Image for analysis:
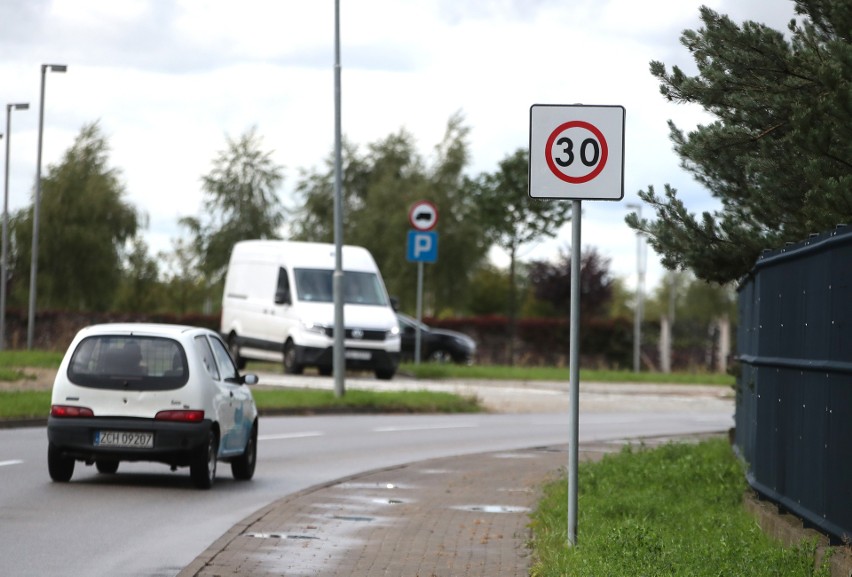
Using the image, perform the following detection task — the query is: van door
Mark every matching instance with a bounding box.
[266,267,294,347]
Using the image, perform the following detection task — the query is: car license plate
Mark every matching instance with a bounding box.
[344,350,371,360]
[95,430,154,448]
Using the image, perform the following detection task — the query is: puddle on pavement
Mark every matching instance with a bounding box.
[454,504,531,513]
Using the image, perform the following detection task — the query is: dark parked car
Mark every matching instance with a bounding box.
[396,313,476,364]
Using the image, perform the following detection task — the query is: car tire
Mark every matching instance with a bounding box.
[48,443,75,482]
[375,368,395,380]
[231,422,258,481]
[318,365,332,376]
[283,341,304,375]
[191,431,218,490]
[428,349,453,363]
[96,460,119,474]
[228,333,247,370]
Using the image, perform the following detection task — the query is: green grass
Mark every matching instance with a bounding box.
[0,350,64,369]
[0,387,480,421]
[529,439,829,577]
[252,387,480,414]
[399,362,735,386]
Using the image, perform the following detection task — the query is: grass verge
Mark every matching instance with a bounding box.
[529,438,830,577]
[0,388,480,421]
[399,362,735,386]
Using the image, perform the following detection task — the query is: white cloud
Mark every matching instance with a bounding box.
[0,0,798,293]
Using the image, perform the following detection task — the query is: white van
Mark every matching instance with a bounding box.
[221,240,400,380]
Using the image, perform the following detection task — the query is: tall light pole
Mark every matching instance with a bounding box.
[3,103,30,351]
[626,203,645,373]
[27,63,66,350]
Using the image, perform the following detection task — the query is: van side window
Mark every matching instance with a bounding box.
[275,267,291,305]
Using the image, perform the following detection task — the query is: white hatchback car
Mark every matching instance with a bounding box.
[47,323,259,489]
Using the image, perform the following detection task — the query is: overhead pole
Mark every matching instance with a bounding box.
[332,0,345,397]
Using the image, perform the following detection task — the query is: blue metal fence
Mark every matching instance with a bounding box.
[735,225,852,542]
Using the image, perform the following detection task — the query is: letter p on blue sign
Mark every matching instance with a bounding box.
[407,231,438,263]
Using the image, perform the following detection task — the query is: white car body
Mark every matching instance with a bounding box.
[46,323,259,489]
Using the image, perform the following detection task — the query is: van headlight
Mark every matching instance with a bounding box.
[302,321,330,336]
[388,325,400,338]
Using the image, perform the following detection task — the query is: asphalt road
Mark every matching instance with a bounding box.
[0,375,734,576]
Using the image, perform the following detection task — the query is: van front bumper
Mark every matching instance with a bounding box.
[295,344,400,372]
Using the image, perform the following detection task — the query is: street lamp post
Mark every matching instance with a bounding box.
[27,63,66,350]
[626,203,646,373]
[3,103,30,351]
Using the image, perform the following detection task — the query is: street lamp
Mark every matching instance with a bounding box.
[3,102,30,351]
[626,203,646,373]
[27,63,67,350]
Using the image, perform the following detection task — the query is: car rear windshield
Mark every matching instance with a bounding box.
[67,335,189,391]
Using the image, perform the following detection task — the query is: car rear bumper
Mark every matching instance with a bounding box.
[47,416,212,467]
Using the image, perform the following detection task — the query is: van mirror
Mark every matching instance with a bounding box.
[390,296,400,311]
[274,288,291,305]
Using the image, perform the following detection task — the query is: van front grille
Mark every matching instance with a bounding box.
[322,328,387,341]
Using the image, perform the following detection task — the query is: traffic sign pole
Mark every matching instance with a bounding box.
[528,103,625,548]
[568,200,581,546]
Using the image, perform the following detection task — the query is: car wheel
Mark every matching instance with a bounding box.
[375,368,395,380]
[191,431,218,490]
[428,349,453,363]
[228,333,247,370]
[48,443,75,482]
[318,365,332,376]
[283,341,304,375]
[231,422,258,481]
[96,460,119,474]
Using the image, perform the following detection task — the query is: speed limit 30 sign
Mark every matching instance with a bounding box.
[529,104,625,200]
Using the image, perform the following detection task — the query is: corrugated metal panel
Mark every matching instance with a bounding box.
[736,225,852,543]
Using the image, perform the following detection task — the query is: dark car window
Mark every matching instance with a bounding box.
[209,336,238,382]
[67,335,188,391]
[193,335,221,381]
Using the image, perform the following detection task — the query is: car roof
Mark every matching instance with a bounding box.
[75,323,209,338]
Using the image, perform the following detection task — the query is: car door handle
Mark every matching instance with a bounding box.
[230,391,234,398]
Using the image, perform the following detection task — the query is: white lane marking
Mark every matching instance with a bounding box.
[373,424,478,433]
[259,432,324,441]
[0,460,23,467]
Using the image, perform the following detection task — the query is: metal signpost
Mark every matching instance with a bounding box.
[529,104,625,546]
[406,200,438,364]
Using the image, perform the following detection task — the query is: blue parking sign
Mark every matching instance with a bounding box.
[407,231,438,263]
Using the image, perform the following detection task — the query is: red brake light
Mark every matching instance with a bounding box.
[51,405,95,418]
[155,410,205,423]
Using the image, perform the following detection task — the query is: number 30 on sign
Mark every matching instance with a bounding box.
[528,104,625,200]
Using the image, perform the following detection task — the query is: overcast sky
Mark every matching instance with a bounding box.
[1,0,798,294]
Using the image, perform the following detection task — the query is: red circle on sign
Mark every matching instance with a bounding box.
[409,200,438,231]
[544,121,609,184]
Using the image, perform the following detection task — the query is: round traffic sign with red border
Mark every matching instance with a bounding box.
[409,200,438,231]
[545,121,609,184]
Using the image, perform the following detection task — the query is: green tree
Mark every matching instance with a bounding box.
[472,148,571,361]
[11,122,139,311]
[293,113,489,314]
[181,126,286,291]
[629,2,852,284]
[114,237,162,313]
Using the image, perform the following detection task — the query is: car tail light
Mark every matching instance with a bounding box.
[51,405,95,418]
[155,410,205,423]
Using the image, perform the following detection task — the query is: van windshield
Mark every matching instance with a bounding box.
[294,269,388,306]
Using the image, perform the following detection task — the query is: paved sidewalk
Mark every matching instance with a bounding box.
[179,434,719,577]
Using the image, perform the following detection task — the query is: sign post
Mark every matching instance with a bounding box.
[407,201,439,364]
[529,104,625,547]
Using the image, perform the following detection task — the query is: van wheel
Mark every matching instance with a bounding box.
[228,333,247,370]
[283,341,304,375]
